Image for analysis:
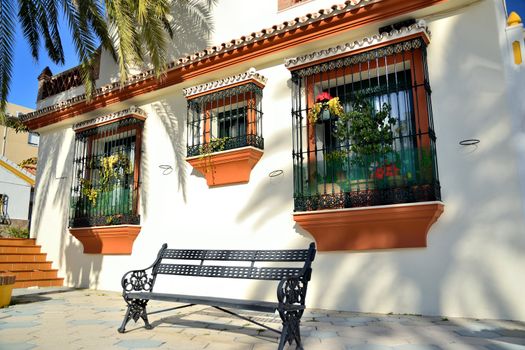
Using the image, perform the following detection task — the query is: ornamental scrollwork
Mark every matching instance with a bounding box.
[277,277,306,309]
[122,270,154,292]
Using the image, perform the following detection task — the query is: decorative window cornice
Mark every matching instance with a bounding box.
[285,20,430,69]
[72,106,147,131]
[182,68,268,99]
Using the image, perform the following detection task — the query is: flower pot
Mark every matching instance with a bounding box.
[318,108,331,122]
[0,273,16,308]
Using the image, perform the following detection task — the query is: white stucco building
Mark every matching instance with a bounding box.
[0,156,35,226]
[20,0,525,321]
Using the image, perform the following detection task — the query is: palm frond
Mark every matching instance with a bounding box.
[37,0,65,64]
[0,0,16,122]
[17,0,40,60]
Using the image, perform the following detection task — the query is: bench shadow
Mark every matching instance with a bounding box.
[145,309,280,342]
[9,295,53,305]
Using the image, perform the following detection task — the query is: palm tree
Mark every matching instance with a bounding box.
[0,0,215,121]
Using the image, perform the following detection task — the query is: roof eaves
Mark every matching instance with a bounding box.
[0,156,36,186]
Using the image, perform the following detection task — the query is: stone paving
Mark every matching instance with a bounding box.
[1,288,525,350]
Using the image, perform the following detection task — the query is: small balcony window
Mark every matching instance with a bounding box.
[186,84,263,157]
[184,69,266,187]
[69,116,143,228]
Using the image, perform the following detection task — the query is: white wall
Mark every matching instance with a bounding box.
[30,0,525,321]
[0,167,31,220]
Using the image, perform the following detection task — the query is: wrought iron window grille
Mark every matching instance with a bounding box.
[186,83,264,157]
[69,117,143,228]
[291,37,441,212]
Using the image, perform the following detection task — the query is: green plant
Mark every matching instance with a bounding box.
[334,94,395,167]
[416,147,435,183]
[18,157,37,168]
[80,153,133,206]
[198,137,230,173]
[0,225,29,239]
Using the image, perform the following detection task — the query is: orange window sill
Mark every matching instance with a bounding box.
[186,147,263,187]
[293,201,444,251]
[69,225,141,255]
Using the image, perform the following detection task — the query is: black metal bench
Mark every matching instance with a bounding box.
[118,243,316,349]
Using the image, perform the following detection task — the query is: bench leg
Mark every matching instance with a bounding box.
[278,311,303,350]
[118,299,151,333]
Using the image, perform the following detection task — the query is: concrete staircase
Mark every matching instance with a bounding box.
[0,238,64,288]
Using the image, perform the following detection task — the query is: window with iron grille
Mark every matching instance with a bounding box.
[291,37,441,212]
[186,83,264,157]
[69,117,143,227]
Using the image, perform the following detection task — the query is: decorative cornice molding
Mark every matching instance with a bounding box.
[72,106,147,131]
[182,68,267,98]
[285,20,431,69]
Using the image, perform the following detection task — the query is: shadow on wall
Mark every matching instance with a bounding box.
[240,1,525,321]
[32,129,103,288]
[167,2,213,59]
[152,100,188,203]
[236,128,296,230]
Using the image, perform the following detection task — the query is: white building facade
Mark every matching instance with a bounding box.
[22,0,525,321]
[0,156,35,226]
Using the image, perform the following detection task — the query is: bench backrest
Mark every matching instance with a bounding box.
[150,243,316,283]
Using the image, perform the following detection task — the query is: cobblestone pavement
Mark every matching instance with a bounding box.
[1,288,524,350]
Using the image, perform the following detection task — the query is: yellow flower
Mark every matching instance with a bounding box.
[328,97,344,117]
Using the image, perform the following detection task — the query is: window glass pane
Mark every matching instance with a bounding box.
[28,132,40,146]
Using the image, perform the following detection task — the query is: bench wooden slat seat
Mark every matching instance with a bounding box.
[118,243,316,350]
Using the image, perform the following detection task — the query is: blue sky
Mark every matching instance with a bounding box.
[8,0,525,109]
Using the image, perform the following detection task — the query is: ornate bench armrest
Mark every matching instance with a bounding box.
[121,269,155,293]
[277,276,308,309]
[121,243,168,295]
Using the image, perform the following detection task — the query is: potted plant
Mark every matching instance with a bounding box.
[308,92,344,124]
[333,93,397,190]
[0,273,16,308]
[197,136,230,173]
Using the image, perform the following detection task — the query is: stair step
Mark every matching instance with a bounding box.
[0,253,47,262]
[10,269,58,280]
[0,238,36,246]
[0,262,53,271]
[0,245,42,254]
[13,278,64,289]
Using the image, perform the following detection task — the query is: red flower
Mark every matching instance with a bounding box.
[315,92,332,103]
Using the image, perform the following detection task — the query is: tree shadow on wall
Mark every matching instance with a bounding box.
[167,1,214,59]
[31,130,103,289]
[152,100,188,203]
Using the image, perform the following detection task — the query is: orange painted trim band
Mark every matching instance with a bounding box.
[293,202,444,251]
[187,147,263,187]
[25,0,446,130]
[69,225,141,255]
